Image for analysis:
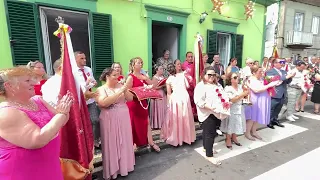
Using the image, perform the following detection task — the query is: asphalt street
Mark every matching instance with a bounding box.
[95,105,320,180]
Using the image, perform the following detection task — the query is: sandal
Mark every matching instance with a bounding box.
[149,143,161,153]
[251,134,263,140]
[245,134,256,141]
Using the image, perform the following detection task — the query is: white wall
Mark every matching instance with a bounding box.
[152,25,179,60]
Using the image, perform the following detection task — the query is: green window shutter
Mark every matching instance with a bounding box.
[90,12,113,79]
[6,0,43,66]
[207,30,218,64]
[231,34,236,59]
[235,34,244,68]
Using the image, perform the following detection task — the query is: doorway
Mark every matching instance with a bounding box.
[217,33,231,68]
[152,23,179,74]
[39,7,91,75]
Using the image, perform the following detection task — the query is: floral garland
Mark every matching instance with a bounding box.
[215,88,231,110]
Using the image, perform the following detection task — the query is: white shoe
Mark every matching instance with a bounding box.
[206,156,222,165]
[292,115,299,120]
[216,129,223,135]
[286,115,296,122]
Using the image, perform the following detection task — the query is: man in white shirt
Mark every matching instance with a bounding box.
[74,51,100,148]
[42,59,62,107]
[285,61,306,121]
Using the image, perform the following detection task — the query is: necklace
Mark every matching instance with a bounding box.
[7,100,38,111]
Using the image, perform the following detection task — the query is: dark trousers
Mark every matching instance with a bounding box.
[87,102,101,142]
[270,97,284,124]
[216,119,221,129]
[202,114,219,157]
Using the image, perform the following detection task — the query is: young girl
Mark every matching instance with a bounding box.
[161,60,196,146]
[150,65,167,129]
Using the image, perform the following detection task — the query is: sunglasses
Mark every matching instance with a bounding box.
[279,60,286,64]
[232,76,238,79]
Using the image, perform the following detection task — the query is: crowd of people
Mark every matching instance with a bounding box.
[0,49,319,180]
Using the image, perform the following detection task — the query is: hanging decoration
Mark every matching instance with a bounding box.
[211,0,225,14]
[244,0,255,20]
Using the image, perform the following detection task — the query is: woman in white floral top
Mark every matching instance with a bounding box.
[221,73,248,149]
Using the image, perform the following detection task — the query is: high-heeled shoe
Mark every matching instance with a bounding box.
[231,140,242,146]
[225,140,232,149]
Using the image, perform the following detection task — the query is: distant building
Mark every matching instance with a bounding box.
[276,0,320,60]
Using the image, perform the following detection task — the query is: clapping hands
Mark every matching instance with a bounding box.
[56,91,74,124]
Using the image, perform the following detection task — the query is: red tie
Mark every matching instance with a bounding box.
[80,69,91,91]
[285,64,288,71]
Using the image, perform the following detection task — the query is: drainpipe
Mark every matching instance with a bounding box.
[277,0,286,57]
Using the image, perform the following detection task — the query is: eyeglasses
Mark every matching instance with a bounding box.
[279,61,286,64]
[232,76,238,79]
[207,73,216,77]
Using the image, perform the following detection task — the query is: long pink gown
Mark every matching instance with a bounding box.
[161,72,196,146]
[99,87,135,179]
[0,96,63,180]
[150,75,167,129]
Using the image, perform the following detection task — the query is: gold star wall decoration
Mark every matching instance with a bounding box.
[244,0,255,20]
[211,0,225,14]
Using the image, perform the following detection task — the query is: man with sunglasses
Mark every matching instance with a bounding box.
[266,59,295,129]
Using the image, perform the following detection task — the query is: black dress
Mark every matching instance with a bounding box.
[311,68,320,104]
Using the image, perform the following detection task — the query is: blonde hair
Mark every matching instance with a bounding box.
[26,60,48,80]
[129,57,143,73]
[111,62,123,75]
[0,67,35,96]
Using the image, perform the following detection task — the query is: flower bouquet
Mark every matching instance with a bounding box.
[301,74,313,93]
[118,75,125,85]
[264,75,281,96]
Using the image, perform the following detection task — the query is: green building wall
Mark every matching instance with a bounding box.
[0,0,268,75]
[97,0,266,74]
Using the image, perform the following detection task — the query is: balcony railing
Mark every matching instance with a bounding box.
[312,35,320,49]
[286,31,313,48]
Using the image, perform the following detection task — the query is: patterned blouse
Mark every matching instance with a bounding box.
[155,57,173,78]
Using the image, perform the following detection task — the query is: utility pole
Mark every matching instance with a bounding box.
[276,0,287,57]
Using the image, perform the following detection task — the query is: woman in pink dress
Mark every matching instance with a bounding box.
[0,67,73,180]
[96,67,135,179]
[161,60,196,146]
[150,65,167,129]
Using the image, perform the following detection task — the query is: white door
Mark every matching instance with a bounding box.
[217,33,231,68]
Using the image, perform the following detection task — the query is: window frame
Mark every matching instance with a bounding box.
[293,11,305,32]
[311,15,320,35]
